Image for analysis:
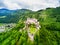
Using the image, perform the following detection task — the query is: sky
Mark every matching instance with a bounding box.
[0,0,60,11]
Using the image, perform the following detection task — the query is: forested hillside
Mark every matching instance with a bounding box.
[0,7,60,45]
[0,9,32,23]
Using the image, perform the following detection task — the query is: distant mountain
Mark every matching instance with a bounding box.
[0,8,32,23]
[0,8,17,16]
[0,8,32,15]
[0,7,60,23]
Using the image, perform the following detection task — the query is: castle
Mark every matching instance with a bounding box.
[23,18,41,41]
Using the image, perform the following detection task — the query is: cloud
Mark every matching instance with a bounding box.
[0,0,5,7]
[0,0,60,11]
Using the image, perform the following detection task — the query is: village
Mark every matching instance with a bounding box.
[0,23,16,33]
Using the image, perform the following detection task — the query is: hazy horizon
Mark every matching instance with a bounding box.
[0,0,60,11]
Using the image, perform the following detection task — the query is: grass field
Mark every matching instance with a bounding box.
[0,23,4,26]
[29,27,37,34]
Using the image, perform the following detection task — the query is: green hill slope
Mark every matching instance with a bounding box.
[0,7,60,45]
